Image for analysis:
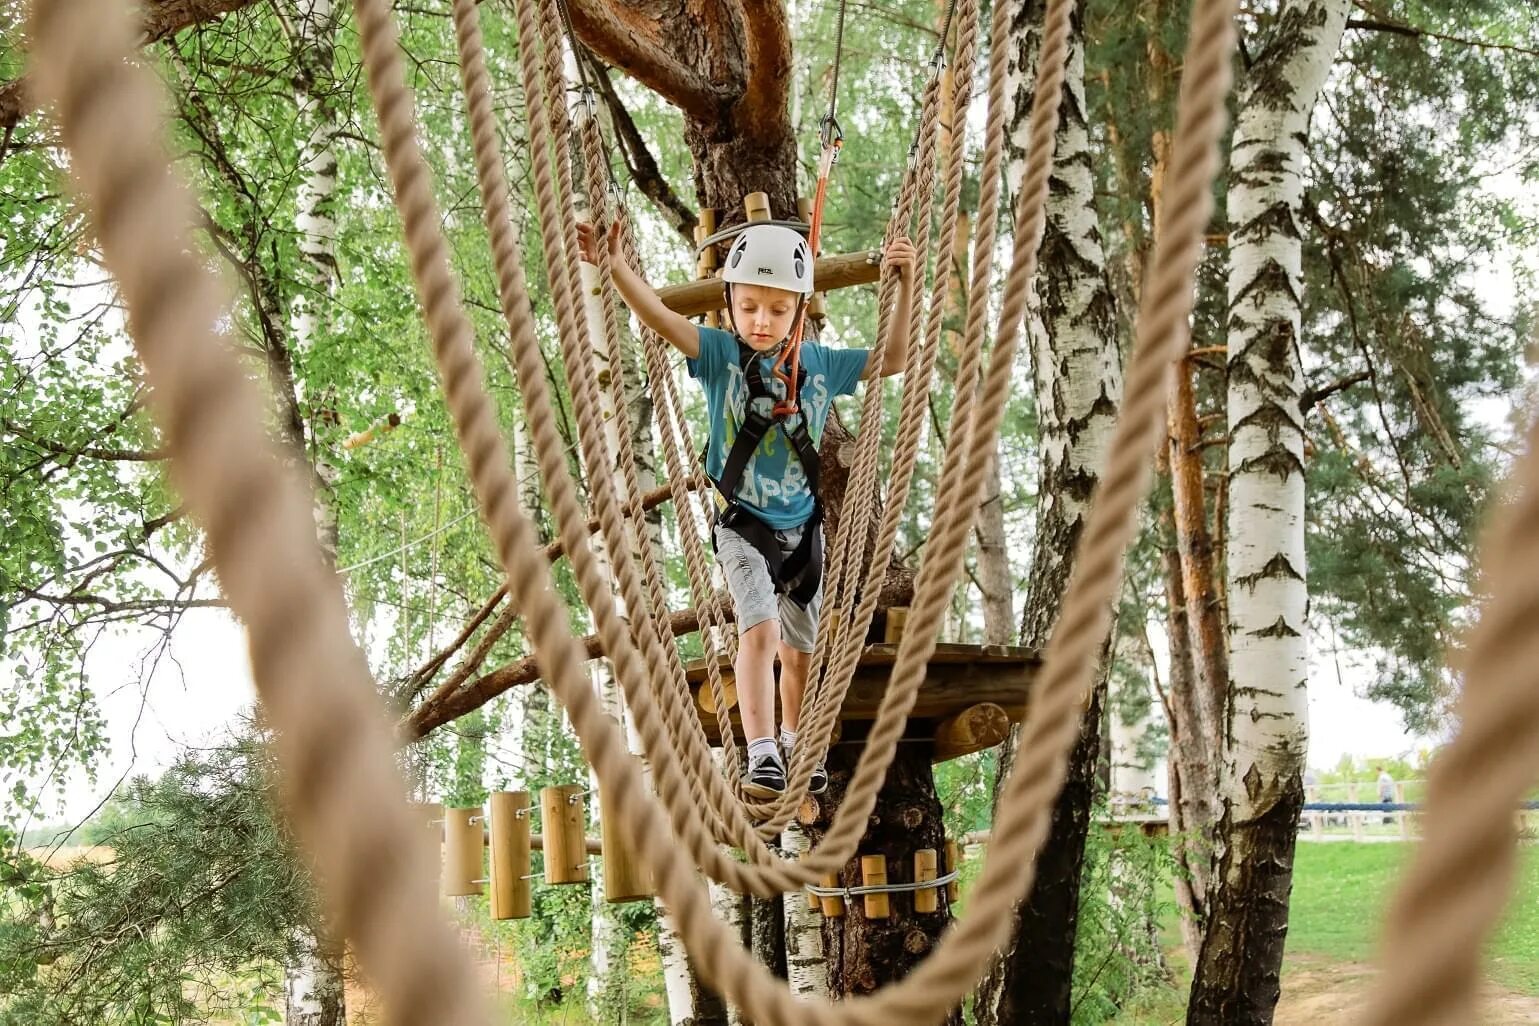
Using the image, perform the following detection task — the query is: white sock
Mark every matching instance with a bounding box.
[779,727,798,753]
[748,736,781,766]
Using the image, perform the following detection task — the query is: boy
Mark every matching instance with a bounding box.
[577,217,916,800]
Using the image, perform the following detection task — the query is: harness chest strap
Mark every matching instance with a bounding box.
[711,341,824,605]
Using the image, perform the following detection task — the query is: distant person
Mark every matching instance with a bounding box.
[1303,767,1318,803]
[1377,765,1395,824]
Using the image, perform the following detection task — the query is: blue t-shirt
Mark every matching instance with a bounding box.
[687,325,869,529]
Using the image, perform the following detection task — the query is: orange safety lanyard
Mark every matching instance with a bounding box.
[771,129,841,418]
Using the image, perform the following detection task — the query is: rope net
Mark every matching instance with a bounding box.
[28,0,1537,1023]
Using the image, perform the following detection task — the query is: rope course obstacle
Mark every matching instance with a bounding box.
[21,0,1539,1022]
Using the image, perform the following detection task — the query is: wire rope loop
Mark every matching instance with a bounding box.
[803,868,961,899]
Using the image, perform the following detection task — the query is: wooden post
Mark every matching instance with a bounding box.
[541,785,590,884]
[697,208,720,328]
[443,806,484,897]
[884,606,910,644]
[744,191,772,223]
[819,873,845,918]
[932,702,1010,762]
[914,848,939,914]
[860,855,889,919]
[1351,811,1364,843]
[489,791,532,920]
[944,839,960,902]
[600,790,652,903]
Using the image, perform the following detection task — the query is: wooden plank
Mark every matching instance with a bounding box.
[689,665,1033,745]
[657,249,883,317]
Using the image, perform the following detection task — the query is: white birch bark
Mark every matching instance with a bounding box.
[1110,672,1162,808]
[286,4,346,1019]
[975,5,1123,1020]
[1191,1,1351,1019]
[780,822,828,998]
[1223,0,1348,842]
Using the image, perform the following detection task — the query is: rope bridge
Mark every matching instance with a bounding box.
[22,0,1537,1022]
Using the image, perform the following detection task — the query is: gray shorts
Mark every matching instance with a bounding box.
[713,520,822,653]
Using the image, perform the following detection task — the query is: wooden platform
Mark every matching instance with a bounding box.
[683,643,1040,757]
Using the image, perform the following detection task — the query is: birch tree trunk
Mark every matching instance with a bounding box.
[1189,2,1350,1021]
[1109,671,1162,807]
[286,2,347,1018]
[974,2,1123,1021]
[781,822,828,999]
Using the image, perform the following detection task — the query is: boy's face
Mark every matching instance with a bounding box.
[729,284,802,351]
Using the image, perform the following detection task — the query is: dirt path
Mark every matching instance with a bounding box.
[1277,955,1539,1025]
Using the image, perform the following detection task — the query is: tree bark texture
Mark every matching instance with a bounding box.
[974,2,1122,1022]
[806,742,959,1024]
[1189,2,1351,1022]
[569,0,799,221]
[780,822,829,999]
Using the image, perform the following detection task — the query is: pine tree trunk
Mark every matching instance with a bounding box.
[1188,2,1350,1022]
[807,744,959,1025]
[974,2,1122,1022]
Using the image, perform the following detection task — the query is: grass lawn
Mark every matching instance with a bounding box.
[1285,842,1539,995]
[1112,841,1539,1021]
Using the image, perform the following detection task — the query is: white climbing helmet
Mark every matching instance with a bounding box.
[720,224,814,296]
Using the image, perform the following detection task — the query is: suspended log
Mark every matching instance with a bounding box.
[931,702,1010,762]
[442,807,484,897]
[540,785,589,885]
[489,791,531,920]
[600,791,653,903]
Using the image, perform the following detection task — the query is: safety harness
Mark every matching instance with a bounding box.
[710,338,824,607]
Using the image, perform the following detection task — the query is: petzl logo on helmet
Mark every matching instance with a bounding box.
[758,266,774,275]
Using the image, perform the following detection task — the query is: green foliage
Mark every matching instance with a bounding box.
[0,732,318,1024]
[1070,820,1179,1025]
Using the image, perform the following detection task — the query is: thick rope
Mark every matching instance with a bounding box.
[518,0,804,838]
[450,0,776,867]
[24,2,491,1023]
[38,0,1267,1019]
[1361,417,1539,1024]
[797,10,981,782]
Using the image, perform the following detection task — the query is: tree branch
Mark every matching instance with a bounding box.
[564,0,728,123]
[0,0,265,133]
[1300,370,1371,414]
[406,596,731,739]
[736,0,793,142]
[3,419,166,463]
[1346,17,1539,59]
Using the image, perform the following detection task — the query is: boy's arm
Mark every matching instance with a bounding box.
[873,236,917,378]
[577,220,700,359]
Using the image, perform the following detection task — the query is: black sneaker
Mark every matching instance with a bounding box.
[808,757,828,796]
[743,754,786,799]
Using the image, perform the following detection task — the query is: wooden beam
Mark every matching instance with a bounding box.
[683,644,1038,745]
[657,249,883,317]
[932,702,1010,762]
